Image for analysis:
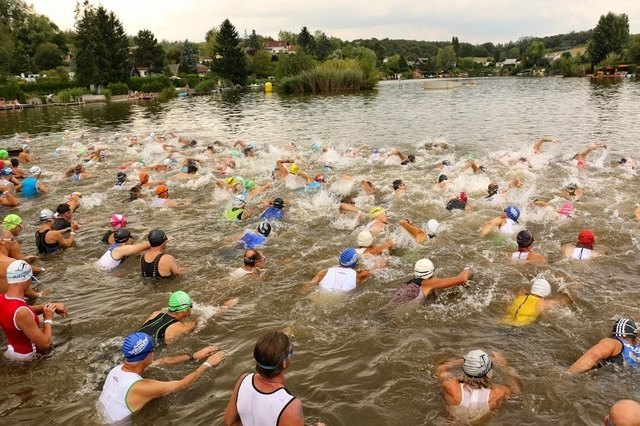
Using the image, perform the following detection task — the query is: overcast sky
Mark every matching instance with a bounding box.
[28,0,639,44]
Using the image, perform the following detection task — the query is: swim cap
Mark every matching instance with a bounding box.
[567,183,578,191]
[257,222,272,237]
[168,290,193,312]
[369,207,385,219]
[462,349,492,378]
[114,228,132,243]
[148,229,167,247]
[39,209,54,221]
[531,279,551,298]
[339,248,358,267]
[29,165,42,175]
[233,194,247,208]
[0,150,8,160]
[0,168,12,176]
[289,164,299,175]
[3,214,22,231]
[504,206,520,222]
[426,219,439,237]
[612,317,638,338]
[438,174,448,183]
[22,144,30,152]
[357,230,374,247]
[392,179,404,190]
[110,214,127,228]
[116,171,126,181]
[516,230,534,248]
[414,258,434,279]
[488,183,499,195]
[272,198,285,209]
[122,332,154,362]
[155,184,169,196]
[619,158,627,164]
[577,229,595,245]
[559,202,574,217]
[311,143,321,152]
[163,158,173,166]
[458,192,468,203]
[442,160,451,166]
[6,260,32,284]
[244,179,256,190]
[314,173,325,183]
[225,176,237,185]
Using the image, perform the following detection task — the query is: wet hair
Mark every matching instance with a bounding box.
[438,174,448,183]
[392,179,404,190]
[186,165,198,174]
[341,195,355,204]
[74,164,83,173]
[407,154,416,163]
[129,185,142,200]
[619,158,627,164]
[10,158,19,167]
[488,183,499,196]
[254,331,291,379]
[460,375,491,390]
[243,250,263,266]
[56,203,71,215]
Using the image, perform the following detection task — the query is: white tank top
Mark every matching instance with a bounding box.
[571,247,592,260]
[230,267,255,279]
[96,244,124,270]
[150,197,166,207]
[459,383,491,408]
[237,373,295,426]
[318,267,357,292]
[355,248,367,256]
[97,365,143,424]
[499,218,517,235]
[511,251,529,263]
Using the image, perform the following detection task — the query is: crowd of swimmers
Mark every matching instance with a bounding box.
[0,134,639,425]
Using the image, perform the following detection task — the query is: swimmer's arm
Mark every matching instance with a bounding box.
[339,203,360,214]
[361,180,375,195]
[435,358,463,382]
[539,293,572,311]
[16,307,52,352]
[114,242,151,258]
[479,218,502,237]
[568,338,619,373]
[224,374,249,426]
[276,159,292,175]
[492,353,521,397]
[308,270,326,286]
[168,256,184,276]
[37,182,48,193]
[164,320,196,344]
[356,269,371,286]
[217,298,239,315]
[54,231,75,248]
[127,367,211,411]
[279,398,304,426]
[560,244,574,257]
[367,241,393,255]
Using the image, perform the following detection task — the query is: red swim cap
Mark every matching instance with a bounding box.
[458,192,468,203]
[577,229,595,245]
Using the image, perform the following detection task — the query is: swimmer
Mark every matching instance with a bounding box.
[52,203,78,231]
[557,201,575,220]
[392,259,472,306]
[9,158,27,179]
[399,218,439,244]
[274,158,296,180]
[114,171,127,188]
[224,194,254,221]
[230,249,265,279]
[96,229,150,271]
[361,180,376,203]
[437,350,521,420]
[18,144,32,163]
[365,206,388,237]
[150,185,179,208]
[102,214,127,244]
[138,172,164,188]
[479,206,520,237]
[0,214,42,268]
[532,137,560,154]
[355,230,393,257]
[233,140,256,157]
[502,278,571,326]
[243,179,272,199]
[573,143,607,168]
[463,160,485,175]
[446,192,471,211]
[434,174,448,191]
[0,185,19,207]
[605,400,640,426]
[298,172,325,194]
[173,164,198,180]
[0,260,68,361]
[307,248,376,292]
[235,222,272,249]
[392,179,406,198]
[140,230,183,278]
[35,209,77,254]
[484,183,501,203]
[260,197,286,220]
[562,229,601,260]
[123,185,142,203]
[0,163,20,187]
[339,195,362,218]
[97,332,225,424]
[387,149,415,165]
[510,230,545,263]
[64,164,92,181]
[561,182,584,200]
[19,166,48,197]
[568,317,640,373]
[617,157,637,171]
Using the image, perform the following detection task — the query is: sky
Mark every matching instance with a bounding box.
[28,0,640,45]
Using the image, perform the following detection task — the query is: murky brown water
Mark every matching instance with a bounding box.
[1,78,639,425]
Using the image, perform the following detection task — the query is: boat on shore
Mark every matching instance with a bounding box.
[589,64,630,81]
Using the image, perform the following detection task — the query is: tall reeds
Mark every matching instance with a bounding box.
[279,59,371,93]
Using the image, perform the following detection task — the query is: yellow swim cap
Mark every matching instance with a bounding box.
[369,206,385,219]
[289,164,299,175]
[3,214,22,231]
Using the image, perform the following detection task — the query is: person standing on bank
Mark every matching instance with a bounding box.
[224,330,304,426]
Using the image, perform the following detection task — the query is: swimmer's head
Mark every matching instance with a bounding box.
[272,198,285,210]
[339,248,358,268]
[116,171,127,184]
[504,206,520,222]
[314,173,325,183]
[577,229,595,246]
[29,165,42,176]
[530,279,551,298]
[155,184,169,197]
[438,174,448,183]
[39,209,54,221]
[369,206,386,219]
[113,228,132,243]
[233,194,247,208]
[357,230,374,247]
[442,160,451,166]
[168,291,193,312]
[257,222,272,237]
[244,179,256,190]
[21,144,30,152]
[288,164,299,175]
[414,258,434,279]
[148,229,168,247]
[559,202,574,217]
[488,183,499,195]
[2,214,22,231]
[458,192,468,203]
[612,317,638,339]
[139,172,149,184]
[425,219,440,238]
[0,150,8,160]
[110,214,127,228]
[462,349,492,378]
[341,195,355,205]
[619,158,627,164]
[392,179,404,191]
[6,260,32,284]
[122,332,154,363]
[516,230,534,248]
[566,183,578,192]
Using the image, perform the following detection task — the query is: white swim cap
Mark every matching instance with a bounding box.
[462,349,492,378]
[6,260,33,284]
[39,209,54,221]
[29,165,42,175]
[414,258,434,279]
[426,219,440,237]
[163,158,173,166]
[531,279,551,298]
[233,194,247,208]
[357,230,373,247]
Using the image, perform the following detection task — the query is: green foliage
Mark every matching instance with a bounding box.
[297,26,315,54]
[452,36,460,57]
[248,51,276,78]
[276,52,316,79]
[342,46,378,88]
[133,29,166,73]
[0,81,20,99]
[179,39,197,73]
[436,46,456,71]
[385,53,410,74]
[33,42,63,71]
[245,29,262,55]
[588,12,630,66]
[625,35,640,63]
[194,79,217,92]
[74,1,130,87]
[57,87,86,103]
[106,82,129,95]
[278,30,298,45]
[0,23,15,75]
[279,74,307,93]
[128,76,171,92]
[102,88,111,101]
[159,86,176,101]
[213,19,248,85]
[523,40,545,67]
[280,59,365,94]
[19,78,76,94]
[315,32,332,61]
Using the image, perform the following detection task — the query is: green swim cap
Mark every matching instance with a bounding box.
[3,214,22,231]
[244,179,256,190]
[0,150,8,160]
[168,291,192,312]
[467,152,476,161]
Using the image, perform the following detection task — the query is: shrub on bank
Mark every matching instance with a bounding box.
[280,59,366,94]
[57,87,87,103]
[159,87,177,101]
[0,82,21,101]
[106,82,129,96]
[194,79,217,92]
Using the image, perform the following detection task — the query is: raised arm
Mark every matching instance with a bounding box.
[479,217,503,237]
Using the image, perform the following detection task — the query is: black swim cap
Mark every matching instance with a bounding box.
[612,317,637,338]
[117,171,127,180]
[393,179,404,190]
[257,222,271,237]
[272,198,285,209]
[148,229,167,247]
[114,228,132,243]
[438,174,448,183]
[516,230,534,248]
[488,183,499,195]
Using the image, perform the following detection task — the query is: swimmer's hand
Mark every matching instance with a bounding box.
[462,267,474,281]
[222,298,239,309]
[194,345,220,360]
[491,351,507,366]
[53,303,68,318]
[70,221,80,231]
[204,351,226,368]
[43,303,56,320]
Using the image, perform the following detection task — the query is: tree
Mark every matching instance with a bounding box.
[213,19,248,85]
[626,35,640,64]
[275,51,316,79]
[203,27,218,57]
[133,29,165,73]
[523,40,545,67]
[179,40,197,73]
[245,29,262,55]
[452,36,459,57]
[297,26,315,53]
[33,41,63,71]
[75,1,130,87]
[278,30,297,45]
[588,12,629,66]
[247,50,275,78]
[315,32,332,61]
[436,46,456,71]
[0,23,15,75]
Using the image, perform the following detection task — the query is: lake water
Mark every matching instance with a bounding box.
[0,77,639,425]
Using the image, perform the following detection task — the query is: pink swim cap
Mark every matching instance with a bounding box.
[559,202,574,217]
[110,214,127,228]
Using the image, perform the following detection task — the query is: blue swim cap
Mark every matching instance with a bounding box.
[504,206,520,222]
[339,248,358,268]
[122,332,154,362]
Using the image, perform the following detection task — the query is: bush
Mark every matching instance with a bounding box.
[159,87,176,101]
[279,75,307,93]
[19,79,77,94]
[194,79,217,92]
[128,75,172,92]
[106,82,129,96]
[280,59,366,94]
[0,82,21,100]
[57,87,87,103]
[102,88,112,101]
